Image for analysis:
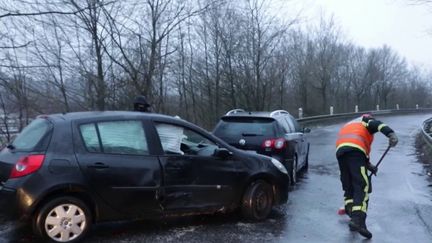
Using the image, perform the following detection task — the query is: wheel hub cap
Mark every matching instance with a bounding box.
[45,203,86,242]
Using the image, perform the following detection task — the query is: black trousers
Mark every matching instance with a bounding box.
[337,150,370,214]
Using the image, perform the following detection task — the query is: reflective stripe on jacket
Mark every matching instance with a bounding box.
[336,122,374,156]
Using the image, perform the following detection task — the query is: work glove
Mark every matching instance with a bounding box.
[367,162,378,176]
[388,132,398,147]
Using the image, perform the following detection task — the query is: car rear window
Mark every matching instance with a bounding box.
[213,117,276,137]
[11,118,51,151]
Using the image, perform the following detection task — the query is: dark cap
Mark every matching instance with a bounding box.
[361,113,374,123]
[133,95,151,112]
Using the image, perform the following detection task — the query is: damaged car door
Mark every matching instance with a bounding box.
[153,121,239,212]
[75,119,162,217]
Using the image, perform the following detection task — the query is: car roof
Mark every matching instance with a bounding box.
[43,111,179,122]
[43,111,215,137]
[222,110,294,120]
[222,112,275,119]
[41,111,233,149]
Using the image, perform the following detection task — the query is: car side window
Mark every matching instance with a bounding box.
[155,123,217,156]
[284,117,296,133]
[291,118,301,132]
[80,124,102,152]
[155,123,185,154]
[275,118,288,133]
[80,120,149,155]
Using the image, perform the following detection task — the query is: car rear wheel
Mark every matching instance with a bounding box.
[241,180,273,221]
[34,196,92,243]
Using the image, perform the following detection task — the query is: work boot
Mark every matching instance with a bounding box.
[345,203,353,218]
[349,211,372,239]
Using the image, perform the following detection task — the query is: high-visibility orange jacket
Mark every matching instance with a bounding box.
[336,122,374,156]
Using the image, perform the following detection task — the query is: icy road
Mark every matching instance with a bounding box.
[2,114,432,243]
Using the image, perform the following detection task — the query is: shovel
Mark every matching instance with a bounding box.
[367,145,391,194]
[368,145,391,177]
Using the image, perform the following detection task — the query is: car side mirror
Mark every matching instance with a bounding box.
[213,148,233,159]
[285,133,302,141]
[302,127,311,133]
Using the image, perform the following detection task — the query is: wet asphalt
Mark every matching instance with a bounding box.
[1,113,432,243]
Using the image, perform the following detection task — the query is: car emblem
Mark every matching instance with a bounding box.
[239,139,246,146]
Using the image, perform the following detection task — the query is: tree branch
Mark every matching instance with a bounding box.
[0,41,32,49]
[0,9,87,19]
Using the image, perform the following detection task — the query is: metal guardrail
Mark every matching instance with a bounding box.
[421,117,432,147]
[297,108,432,126]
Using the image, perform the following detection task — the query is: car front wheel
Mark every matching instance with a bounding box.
[34,196,92,243]
[289,156,298,185]
[241,180,273,221]
[303,144,310,172]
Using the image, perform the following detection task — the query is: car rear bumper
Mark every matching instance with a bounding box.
[0,185,18,219]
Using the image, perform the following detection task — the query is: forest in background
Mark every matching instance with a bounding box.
[0,0,430,133]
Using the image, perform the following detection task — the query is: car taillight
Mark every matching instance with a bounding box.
[10,155,45,178]
[262,138,286,150]
[274,138,286,149]
[263,140,273,148]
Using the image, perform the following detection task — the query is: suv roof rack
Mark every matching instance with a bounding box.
[270,110,289,117]
[226,109,245,115]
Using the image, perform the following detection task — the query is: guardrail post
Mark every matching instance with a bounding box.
[396,104,399,110]
[416,104,419,109]
[355,105,358,113]
[298,108,303,118]
[376,105,380,111]
[330,106,334,115]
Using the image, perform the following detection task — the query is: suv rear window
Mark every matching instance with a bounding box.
[214,117,276,137]
[11,118,52,151]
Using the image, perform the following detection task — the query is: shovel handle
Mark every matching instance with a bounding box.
[375,145,391,168]
[368,145,391,177]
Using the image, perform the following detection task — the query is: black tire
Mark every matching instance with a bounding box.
[33,196,92,243]
[289,156,298,186]
[241,180,273,221]
[303,146,310,172]
[303,154,309,172]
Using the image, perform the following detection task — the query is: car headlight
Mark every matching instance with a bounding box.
[271,158,287,174]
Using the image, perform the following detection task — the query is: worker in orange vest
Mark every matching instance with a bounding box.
[335,114,398,239]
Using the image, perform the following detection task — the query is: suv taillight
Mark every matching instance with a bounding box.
[262,138,286,150]
[10,155,45,178]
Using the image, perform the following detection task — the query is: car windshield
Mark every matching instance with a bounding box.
[214,118,276,138]
[11,118,51,151]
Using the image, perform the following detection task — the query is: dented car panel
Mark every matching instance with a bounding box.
[158,154,240,211]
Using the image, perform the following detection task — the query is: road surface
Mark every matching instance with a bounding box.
[2,113,432,242]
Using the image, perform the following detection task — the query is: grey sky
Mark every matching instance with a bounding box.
[278,0,432,67]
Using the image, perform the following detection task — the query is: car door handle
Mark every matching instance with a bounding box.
[88,162,109,169]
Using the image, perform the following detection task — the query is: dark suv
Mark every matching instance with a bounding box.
[213,109,310,185]
[0,111,289,242]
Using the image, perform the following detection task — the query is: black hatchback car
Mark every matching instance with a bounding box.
[213,109,310,185]
[0,111,289,242]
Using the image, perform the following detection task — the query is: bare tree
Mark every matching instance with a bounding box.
[0,0,429,129]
